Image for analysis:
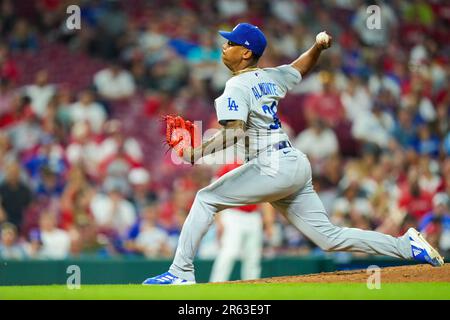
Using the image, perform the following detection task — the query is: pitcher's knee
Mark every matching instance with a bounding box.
[315,232,340,251]
[195,188,208,202]
[196,188,214,205]
[316,240,334,252]
[194,188,219,217]
[313,224,343,252]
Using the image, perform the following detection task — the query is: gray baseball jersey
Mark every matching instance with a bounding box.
[214,65,300,161]
[169,64,413,282]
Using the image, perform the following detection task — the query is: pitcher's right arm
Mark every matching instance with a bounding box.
[290,31,332,77]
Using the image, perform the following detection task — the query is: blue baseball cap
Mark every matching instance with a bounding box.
[219,23,267,57]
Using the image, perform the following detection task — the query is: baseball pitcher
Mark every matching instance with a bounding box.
[144,23,444,285]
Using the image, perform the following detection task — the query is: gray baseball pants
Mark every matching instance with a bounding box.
[169,147,412,282]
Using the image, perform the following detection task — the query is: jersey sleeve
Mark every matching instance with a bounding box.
[266,64,302,94]
[214,84,250,125]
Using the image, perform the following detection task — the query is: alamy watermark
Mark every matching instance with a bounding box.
[66,5,81,30]
[366,5,381,30]
[66,265,81,289]
[168,121,283,176]
[366,265,381,290]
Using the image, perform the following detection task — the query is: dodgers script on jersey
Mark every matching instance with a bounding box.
[214,64,302,161]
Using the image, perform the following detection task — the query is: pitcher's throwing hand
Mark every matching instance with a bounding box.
[315,31,332,50]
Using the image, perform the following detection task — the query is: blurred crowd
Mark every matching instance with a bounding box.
[0,0,449,261]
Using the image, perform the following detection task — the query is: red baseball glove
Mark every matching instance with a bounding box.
[164,115,199,159]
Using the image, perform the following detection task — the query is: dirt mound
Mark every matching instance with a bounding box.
[233,264,450,284]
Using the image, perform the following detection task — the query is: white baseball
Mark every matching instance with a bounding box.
[316,31,331,47]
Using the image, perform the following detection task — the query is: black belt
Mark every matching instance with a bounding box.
[272,141,292,150]
[247,141,293,162]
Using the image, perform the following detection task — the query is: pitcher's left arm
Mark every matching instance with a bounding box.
[183,120,246,164]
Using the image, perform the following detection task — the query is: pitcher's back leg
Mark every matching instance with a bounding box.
[271,182,412,260]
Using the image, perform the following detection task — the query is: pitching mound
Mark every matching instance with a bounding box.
[233,264,450,284]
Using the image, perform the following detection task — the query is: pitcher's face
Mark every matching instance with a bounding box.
[221,40,247,70]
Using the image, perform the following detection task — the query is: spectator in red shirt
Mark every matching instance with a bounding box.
[0,44,19,84]
[398,169,434,222]
[303,71,345,128]
[0,94,34,129]
[98,147,141,185]
[99,119,144,164]
[158,176,196,230]
[60,166,99,255]
[0,78,15,116]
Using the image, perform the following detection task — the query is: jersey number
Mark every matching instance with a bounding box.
[262,101,281,129]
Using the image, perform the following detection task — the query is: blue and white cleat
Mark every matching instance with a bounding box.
[142,271,196,285]
[407,228,444,267]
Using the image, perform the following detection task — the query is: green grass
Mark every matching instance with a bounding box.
[0,283,449,300]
